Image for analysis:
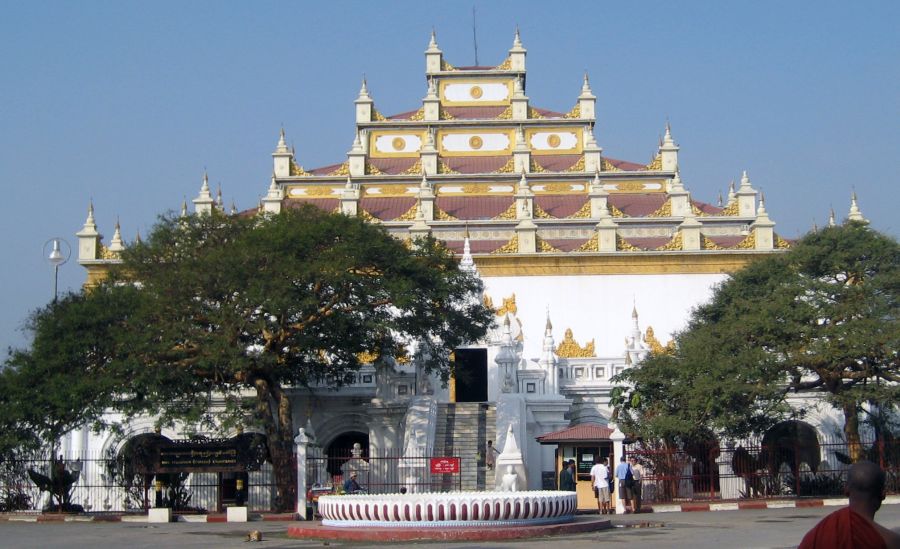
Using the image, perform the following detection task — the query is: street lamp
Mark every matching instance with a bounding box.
[44,237,71,303]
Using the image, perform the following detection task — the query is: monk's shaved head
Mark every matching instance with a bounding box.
[847,461,885,508]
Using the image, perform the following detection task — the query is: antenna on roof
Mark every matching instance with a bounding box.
[472,6,479,66]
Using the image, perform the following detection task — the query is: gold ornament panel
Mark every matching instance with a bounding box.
[287,186,341,198]
[555,328,596,358]
[439,79,514,107]
[525,128,582,156]
[437,128,514,156]
[369,130,426,158]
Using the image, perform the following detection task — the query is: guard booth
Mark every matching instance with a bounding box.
[537,424,614,511]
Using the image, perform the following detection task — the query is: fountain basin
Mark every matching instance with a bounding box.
[317,490,577,528]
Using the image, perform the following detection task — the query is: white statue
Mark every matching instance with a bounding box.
[500,465,518,492]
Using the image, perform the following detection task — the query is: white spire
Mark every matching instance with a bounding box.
[345,175,354,191]
[200,172,210,195]
[512,26,523,50]
[739,170,752,190]
[670,168,685,192]
[582,72,592,94]
[728,180,736,202]
[828,207,836,227]
[426,77,437,98]
[358,76,371,99]
[757,191,768,216]
[515,126,528,151]
[83,201,97,230]
[275,127,289,153]
[663,121,674,146]
[351,131,363,152]
[420,173,430,189]
[109,218,124,252]
[460,227,478,276]
[847,191,867,222]
[518,169,530,193]
[427,28,440,52]
[584,125,599,148]
[180,199,188,217]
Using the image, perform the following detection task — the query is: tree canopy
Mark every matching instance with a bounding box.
[4,206,493,509]
[613,222,900,458]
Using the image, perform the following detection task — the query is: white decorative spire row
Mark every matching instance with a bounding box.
[192,172,215,215]
[539,309,559,394]
[262,172,284,215]
[578,72,596,120]
[508,27,526,71]
[425,29,443,74]
[847,191,868,223]
[108,219,125,253]
[736,170,758,217]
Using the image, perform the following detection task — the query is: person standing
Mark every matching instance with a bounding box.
[485,440,499,470]
[799,460,900,548]
[615,456,633,513]
[559,459,576,491]
[590,457,611,514]
[629,457,643,513]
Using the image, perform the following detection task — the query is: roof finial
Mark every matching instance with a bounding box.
[739,170,751,190]
[180,199,188,217]
[429,28,437,49]
[828,207,836,227]
[358,76,370,98]
[275,128,289,153]
[201,171,210,193]
[582,71,591,92]
[84,200,96,227]
[728,180,736,201]
[757,190,768,216]
[513,25,522,48]
[420,172,430,189]
[717,191,723,207]
[847,190,867,222]
[545,306,552,332]
[345,175,353,190]
[662,121,674,146]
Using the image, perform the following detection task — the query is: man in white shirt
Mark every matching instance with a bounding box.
[589,457,611,514]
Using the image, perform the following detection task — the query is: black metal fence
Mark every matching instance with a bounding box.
[308,449,465,495]
[0,452,280,513]
[625,437,900,504]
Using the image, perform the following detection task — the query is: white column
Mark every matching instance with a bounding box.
[294,428,310,519]
[610,425,626,514]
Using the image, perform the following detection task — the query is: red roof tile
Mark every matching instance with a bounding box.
[605,157,647,171]
[283,198,339,212]
[622,236,672,250]
[387,109,422,121]
[706,235,747,248]
[608,194,668,217]
[692,200,723,215]
[537,423,614,443]
[544,238,591,252]
[534,195,589,218]
[442,239,510,254]
[436,196,514,220]
[531,107,566,118]
[443,155,512,174]
[533,154,582,172]
[368,157,419,175]
[359,197,416,221]
[443,106,509,119]
[308,162,345,176]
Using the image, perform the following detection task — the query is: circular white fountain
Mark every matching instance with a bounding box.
[317,490,577,528]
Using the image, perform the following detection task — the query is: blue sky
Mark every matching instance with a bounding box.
[1,1,898,354]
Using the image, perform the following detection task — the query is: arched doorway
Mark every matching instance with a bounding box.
[762,420,821,477]
[325,431,369,477]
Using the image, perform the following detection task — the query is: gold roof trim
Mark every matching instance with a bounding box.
[575,233,599,252]
[290,159,311,176]
[495,57,512,71]
[644,326,675,355]
[655,231,683,251]
[527,107,545,120]
[562,104,581,119]
[495,106,513,120]
[719,200,740,216]
[408,107,426,121]
[536,236,561,252]
[644,154,662,171]
[358,209,380,223]
[495,293,517,315]
[647,198,673,218]
[616,234,641,251]
[365,162,384,175]
[529,158,547,173]
[563,156,586,173]
[493,202,518,220]
[371,109,387,122]
[690,203,708,217]
[733,232,756,249]
[394,202,419,221]
[441,60,457,71]
[534,204,554,219]
[439,108,456,120]
[555,328,596,358]
[610,204,627,218]
[600,158,622,172]
[434,207,458,221]
[302,186,340,197]
[700,234,724,250]
[438,159,460,174]
[775,234,792,249]
[329,162,351,176]
[493,157,517,173]
[491,236,519,254]
[400,159,423,175]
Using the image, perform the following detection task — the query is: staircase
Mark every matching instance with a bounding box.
[432,402,496,491]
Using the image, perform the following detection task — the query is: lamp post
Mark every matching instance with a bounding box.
[44,237,71,303]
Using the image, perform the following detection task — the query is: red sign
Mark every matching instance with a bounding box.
[429,457,460,474]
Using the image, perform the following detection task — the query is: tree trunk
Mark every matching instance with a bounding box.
[842,401,863,462]
[255,377,297,512]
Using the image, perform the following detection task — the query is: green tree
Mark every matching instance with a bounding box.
[104,206,493,510]
[614,222,900,461]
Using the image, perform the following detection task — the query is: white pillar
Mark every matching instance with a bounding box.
[294,428,311,519]
[610,425,626,514]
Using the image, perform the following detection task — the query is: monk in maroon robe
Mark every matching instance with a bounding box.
[799,461,900,549]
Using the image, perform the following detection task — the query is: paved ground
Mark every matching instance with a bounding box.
[1,505,898,548]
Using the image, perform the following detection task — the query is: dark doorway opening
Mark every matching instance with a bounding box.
[325,431,369,477]
[454,348,488,402]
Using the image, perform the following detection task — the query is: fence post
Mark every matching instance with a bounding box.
[294,428,311,520]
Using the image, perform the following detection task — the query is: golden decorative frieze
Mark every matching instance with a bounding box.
[644,154,662,171]
[483,294,495,311]
[719,200,740,216]
[563,156,586,173]
[329,162,351,176]
[434,207,458,221]
[493,202,518,220]
[555,328,596,358]
[733,232,756,249]
[647,199,673,218]
[575,233,599,252]
[537,182,585,194]
[371,109,387,122]
[400,159,423,175]
[394,203,419,221]
[616,234,641,251]
[301,186,340,197]
[495,106,513,120]
[496,293,517,315]
[408,107,426,121]
[441,60,457,71]
[568,201,592,219]
[493,157,517,173]
[644,326,675,355]
[491,236,519,254]
[655,231,683,251]
[439,108,457,120]
[562,104,581,119]
[536,236,560,252]
[438,160,459,174]
[527,107,545,120]
[774,234,792,249]
[700,235,724,250]
[690,203,708,217]
[290,159,311,176]
[365,162,384,175]
[359,209,380,223]
[495,57,512,71]
[600,158,622,172]
[534,204,554,219]
[610,204,627,218]
[612,181,646,193]
[529,158,546,173]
